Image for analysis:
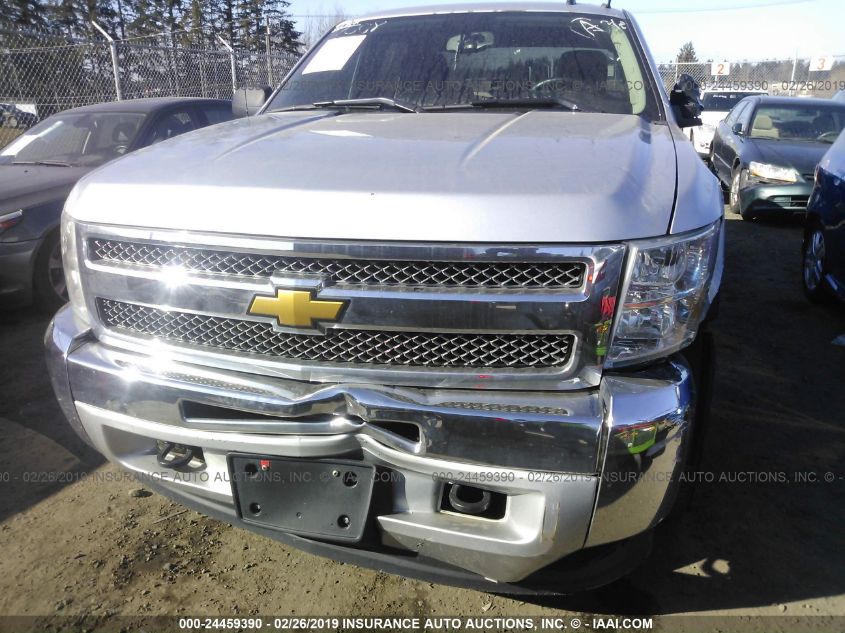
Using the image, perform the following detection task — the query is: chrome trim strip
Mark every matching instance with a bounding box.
[0,209,23,223]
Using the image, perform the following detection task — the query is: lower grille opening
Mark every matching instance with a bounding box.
[368,421,421,444]
[181,401,336,424]
[97,299,574,370]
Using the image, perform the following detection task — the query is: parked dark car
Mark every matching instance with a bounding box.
[0,97,234,310]
[0,103,39,129]
[710,95,845,220]
[802,129,845,302]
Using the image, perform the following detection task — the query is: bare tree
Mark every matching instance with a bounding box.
[299,4,347,51]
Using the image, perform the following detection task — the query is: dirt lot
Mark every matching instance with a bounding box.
[0,211,844,631]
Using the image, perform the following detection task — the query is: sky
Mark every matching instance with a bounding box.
[290,0,845,62]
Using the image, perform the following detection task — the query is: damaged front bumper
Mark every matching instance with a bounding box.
[739,181,813,216]
[46,304,696,591]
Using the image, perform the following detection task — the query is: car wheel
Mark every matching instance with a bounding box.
[33,230,68,313]
[802,225,831,303]
[729,167,748,217]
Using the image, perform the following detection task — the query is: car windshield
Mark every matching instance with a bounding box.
[749,104,845,143]
[0,112,145,167]
[702,92,762,111]
[268,12,656,116]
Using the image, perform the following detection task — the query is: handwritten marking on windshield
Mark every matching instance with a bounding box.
[570,17,628,40]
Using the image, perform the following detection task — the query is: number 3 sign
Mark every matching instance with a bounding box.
[809,55,833,72]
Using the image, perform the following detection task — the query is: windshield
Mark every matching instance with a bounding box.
[269,12,657,116]
[749,104,845,143]
[0,112,145,167]
[702,92,763,112]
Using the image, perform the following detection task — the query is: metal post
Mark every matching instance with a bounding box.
[91,20,122,100]
[789,49,798,96]
[265,19,273,86]
[200,57,207,97]
[217,34,237,94]
[167,29,181,96]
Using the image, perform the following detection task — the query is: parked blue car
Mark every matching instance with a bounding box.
[803,129,845,302]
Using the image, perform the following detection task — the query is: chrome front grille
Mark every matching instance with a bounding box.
[97,299,574,369]
[88,239,586,289]
[80,224,627,390]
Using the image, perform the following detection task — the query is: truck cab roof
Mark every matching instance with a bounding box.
[354,2,627,22]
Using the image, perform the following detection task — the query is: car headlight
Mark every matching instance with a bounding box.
[749,161,800,183]
[60,213,91,326]
[606,221,722,367]
[0,209,23,234]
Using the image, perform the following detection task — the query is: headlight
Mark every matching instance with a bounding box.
[0,209,23,234]
[60,213,91,326]
[749,161,800,183]
[606,222,722,367]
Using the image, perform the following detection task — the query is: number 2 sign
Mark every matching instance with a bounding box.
[711,62,731,76]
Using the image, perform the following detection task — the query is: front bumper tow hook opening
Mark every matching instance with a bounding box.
[156,441,200,469]
[448,484,492,516]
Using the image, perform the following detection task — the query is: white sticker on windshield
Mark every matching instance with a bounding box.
[0,120,60,156]
[302,35,366,75]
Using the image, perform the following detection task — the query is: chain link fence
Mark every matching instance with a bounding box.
[658,57,845,96]
[4,18,845,149]
[0,22,300,147]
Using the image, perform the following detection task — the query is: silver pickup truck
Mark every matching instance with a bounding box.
[46,2,722,593]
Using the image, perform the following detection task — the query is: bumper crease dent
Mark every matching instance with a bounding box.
[46,303,695,584]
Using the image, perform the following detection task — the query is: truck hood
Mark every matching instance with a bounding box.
[67,111,678,243]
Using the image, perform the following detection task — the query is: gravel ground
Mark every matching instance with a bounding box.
[0,211,844,631]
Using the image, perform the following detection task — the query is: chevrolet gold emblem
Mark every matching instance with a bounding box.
[248,289,346,329]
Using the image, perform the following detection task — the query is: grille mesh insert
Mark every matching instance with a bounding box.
[88,239,585,289]
[97,299,573,369]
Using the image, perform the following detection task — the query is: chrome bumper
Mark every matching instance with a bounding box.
[46,304,696,585]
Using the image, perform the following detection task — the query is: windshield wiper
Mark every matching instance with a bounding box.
[422,97,581,112]
[12,159,73,167]
[311,98,420,113]
[469,97,580,111]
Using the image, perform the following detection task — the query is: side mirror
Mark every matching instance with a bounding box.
[669,73,703,128]
[232,86,272,118]
[731,122,744,136]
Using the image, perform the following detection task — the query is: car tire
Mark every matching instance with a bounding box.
[802,224,831,303]
[32,230,68,313]
[729,167,749,217]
